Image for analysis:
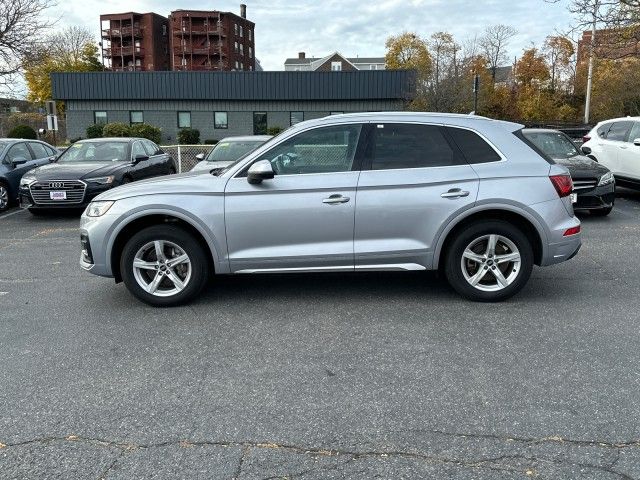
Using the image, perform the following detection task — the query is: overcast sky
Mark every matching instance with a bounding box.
[48,0,577,70]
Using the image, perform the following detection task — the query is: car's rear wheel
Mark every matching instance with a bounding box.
[0,182,10,212]
[444,220,534,302]
[120,225,209,306]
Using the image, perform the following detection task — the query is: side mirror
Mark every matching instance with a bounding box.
[247,159,275,184]
[634,138,640,146]
[195,153,205,161]
[11,157,28,166]
[581,146,592,155]
[133,154,149,164]
[48,155,58,163]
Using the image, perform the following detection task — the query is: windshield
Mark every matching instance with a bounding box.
[522,131,581,159]
[58,141,128,163]
[205,140,265,162]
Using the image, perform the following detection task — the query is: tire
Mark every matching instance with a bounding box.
[591,206,613,216]
[444,220,534,302]
[0,182,10,212]
[120,225,210,307]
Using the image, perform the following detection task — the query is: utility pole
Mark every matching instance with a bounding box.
[473,73,480,114]
[584,0,598,124]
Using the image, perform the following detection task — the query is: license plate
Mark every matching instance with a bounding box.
[570,193,578,204]
[50,191,66,200]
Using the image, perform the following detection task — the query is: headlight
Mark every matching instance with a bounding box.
[85,201,114,217]
[85,175,115,185]
[20,176,36,188]
[598,172,614,186]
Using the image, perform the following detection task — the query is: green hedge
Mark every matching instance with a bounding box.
[85,124,104,138]
[102,122,131,137]
[178,128,200,144]
[8,124,37,139]
[130,123,162,144]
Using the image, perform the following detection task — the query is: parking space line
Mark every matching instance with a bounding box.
[0,209,27,220]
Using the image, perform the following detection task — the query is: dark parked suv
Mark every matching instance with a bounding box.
[0,139,58,211]
[19,137,176,214]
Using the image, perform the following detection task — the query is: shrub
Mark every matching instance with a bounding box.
[69,137,82,144]
[8,124,37,139]
[204,139,219,145]
[86,123,104,138]
[102,122,131,137]
[266,126,284,136]
[178,128,200,144]
[130,123,162,144]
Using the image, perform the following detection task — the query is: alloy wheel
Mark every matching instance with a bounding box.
[460,234,521,292]
[0,185,8,210]
[132,240,192,297]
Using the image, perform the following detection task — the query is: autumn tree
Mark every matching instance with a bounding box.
[515,48,550,86]
[0,0,55,92]
[426,32,462,111]
[543,36,575,92]
[24,26,103,105]
[480,24,518,81]
[385,32,433,110]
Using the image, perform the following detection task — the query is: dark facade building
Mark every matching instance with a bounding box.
[577,27,640,63]
[52,71,415,142]
[169,5,255,71]
[100,4,254,72]
[100,12,170,72]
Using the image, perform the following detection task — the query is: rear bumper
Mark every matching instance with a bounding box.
[544,234,582,265]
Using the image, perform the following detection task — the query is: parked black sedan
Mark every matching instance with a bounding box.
[19,137,176,214]
[523,128,616,216]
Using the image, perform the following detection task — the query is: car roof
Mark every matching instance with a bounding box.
[597,116,640,124]
[217,135,273,142]
[77,137,137,143]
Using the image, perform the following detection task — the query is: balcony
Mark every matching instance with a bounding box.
[102,26,143,38]
[104,46,144,57]
[112,65,145,72]
[173,44,224,56]
[174,64,227,71]
[172,26,226,36]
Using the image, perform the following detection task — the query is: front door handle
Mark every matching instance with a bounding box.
[441,188,470,199]
[323,194,350,205]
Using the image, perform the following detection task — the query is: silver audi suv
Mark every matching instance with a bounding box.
[80,112,581,306]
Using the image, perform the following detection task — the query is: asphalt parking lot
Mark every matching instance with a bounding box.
[1,190,639,480]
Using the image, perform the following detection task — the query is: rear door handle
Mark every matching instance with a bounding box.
[441,188,470,199]
[323,194,350,205]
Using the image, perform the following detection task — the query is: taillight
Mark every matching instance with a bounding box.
[549,174,573,198]
[582,135,591,143]
[563,226,581,236]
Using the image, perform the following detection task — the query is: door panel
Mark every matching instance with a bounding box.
[600,121,632,174]
[619,122,640,180]
[225,172,359,271]
[130,141,154,180]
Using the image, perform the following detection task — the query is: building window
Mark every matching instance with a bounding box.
[253,112,267,135]
[249,65,253,71]
[177,111,191,128]
[234,23,238,35]
[234,41,239,53]
[130,111,144,124]
[290,111,304,126]
[240,62,244,70]
[240,44,244,56]
[331,61,342,71]
[370,64,377,70]
[214,112,228,129]
[240,25,243,37]
[162,24,167,35]
[249,29,252,41]
[330,111,344,116]
[235,60,239,69]
[94,111,107,124]
[249,46,252,58]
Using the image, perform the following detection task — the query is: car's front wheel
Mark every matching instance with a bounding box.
[444,220,534,302]
[0,182,10,212]
[120,225,210,306]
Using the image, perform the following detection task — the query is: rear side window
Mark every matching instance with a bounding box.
[446,127,501,164]
[606,121,633,142]
[29,142,50,159]
[371,123,461,170]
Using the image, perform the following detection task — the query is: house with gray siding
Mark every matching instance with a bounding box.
[52,71,414,143]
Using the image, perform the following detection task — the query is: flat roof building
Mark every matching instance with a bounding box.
[52,70,415,143]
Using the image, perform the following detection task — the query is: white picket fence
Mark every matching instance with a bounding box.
[161,144,215,173]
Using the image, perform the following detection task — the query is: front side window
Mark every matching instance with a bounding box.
[29,142,50,159]
[94,111,108,124]
[447,127,502,163]
[214,111,228,129]
[58,141,128,163]
[290,111,304,126]
[606,121,633,142]
[177,111,191,128]
[627,122,640,143]
[130,111,144,124]
[7,143,32,162]
[370,124,459,170]
[131,141,147,159]
[142,140,160,156]
[254,124,362,175]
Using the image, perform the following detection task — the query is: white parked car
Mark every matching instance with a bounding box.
[191,136,272,172]
[582,117,640,190]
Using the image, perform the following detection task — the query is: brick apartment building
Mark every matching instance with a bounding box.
[577,27,640,62]
[99,4,254,72]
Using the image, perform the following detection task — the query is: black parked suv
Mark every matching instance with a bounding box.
[19,137,176,214]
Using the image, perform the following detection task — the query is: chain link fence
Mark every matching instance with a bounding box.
[161,145,215,172]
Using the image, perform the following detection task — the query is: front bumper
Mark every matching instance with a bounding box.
[573,183,615,211]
